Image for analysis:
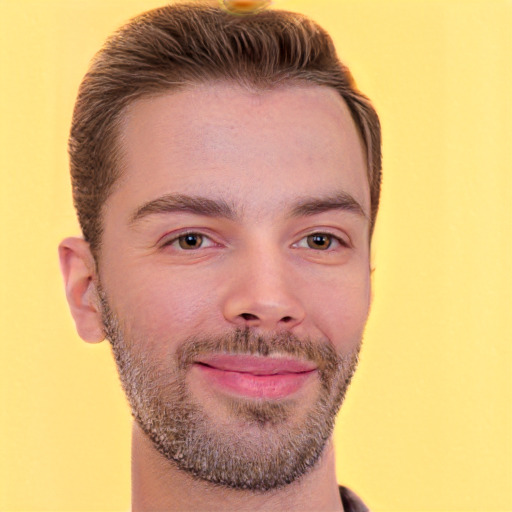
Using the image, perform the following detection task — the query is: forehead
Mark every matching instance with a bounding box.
[112,82,369,217]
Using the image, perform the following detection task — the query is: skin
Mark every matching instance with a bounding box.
[59,82,372,511]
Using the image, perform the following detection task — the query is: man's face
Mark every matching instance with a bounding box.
[97,83,372,489]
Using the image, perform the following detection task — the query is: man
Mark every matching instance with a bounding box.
[59,1,381,510]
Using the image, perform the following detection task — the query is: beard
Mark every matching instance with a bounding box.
[98,288,362,491]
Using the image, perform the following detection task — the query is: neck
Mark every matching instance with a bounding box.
[130,421,343,512]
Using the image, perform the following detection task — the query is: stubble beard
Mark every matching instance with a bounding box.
[98,289,362,491]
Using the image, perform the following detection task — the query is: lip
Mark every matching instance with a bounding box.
[195,354,317,374]
[193,354,317,399]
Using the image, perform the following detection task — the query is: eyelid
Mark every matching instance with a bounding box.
[156,227,351,251]
[293,230,351,249]
[159,229,219,249]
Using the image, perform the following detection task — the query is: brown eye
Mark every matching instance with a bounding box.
[178,233,203,250]
[306,234,333,250]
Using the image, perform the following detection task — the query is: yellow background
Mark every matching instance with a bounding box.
[1,0,511,510]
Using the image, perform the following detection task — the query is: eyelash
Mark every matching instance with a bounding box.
[160,231,349,251]
[293,232,349,251]
[161,231,217,250]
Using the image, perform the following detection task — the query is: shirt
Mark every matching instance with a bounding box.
[339,486,370,512]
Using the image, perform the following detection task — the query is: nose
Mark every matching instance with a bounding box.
[221,247,306,331]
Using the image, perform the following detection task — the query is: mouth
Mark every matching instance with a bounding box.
[192,354,318,399]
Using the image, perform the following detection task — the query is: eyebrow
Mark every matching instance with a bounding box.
[289,192,368,220]
[129,190,368,226]
[129,194,236,225]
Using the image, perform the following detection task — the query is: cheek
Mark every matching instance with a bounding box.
[307,268,371,351]
[106,266,222,344]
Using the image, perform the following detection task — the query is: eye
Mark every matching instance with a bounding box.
[306,233,333,250]
[178,233,203,250]
[295,232,346,251]
[163,232,216,250]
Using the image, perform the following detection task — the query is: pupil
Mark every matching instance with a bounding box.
[309,234,330,249]
[180,234,202,249]
[186,235,198,246]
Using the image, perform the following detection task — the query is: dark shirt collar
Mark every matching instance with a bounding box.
[339,486,370,512]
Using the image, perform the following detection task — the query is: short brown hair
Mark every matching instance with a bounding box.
[69,1,382,259]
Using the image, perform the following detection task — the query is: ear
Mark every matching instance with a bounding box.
[58,237,105,343]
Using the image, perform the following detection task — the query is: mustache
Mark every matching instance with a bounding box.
[175,328,346,383]
[98,284,357,378]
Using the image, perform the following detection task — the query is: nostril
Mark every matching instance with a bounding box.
[240,313,258,321]
[281,316,293,323]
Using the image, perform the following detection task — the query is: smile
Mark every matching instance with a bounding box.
[193,354,318,399]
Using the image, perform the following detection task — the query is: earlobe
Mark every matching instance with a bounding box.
[58,237,105,343]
